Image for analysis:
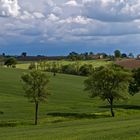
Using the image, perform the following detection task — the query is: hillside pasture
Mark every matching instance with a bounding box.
[0,68,140,139]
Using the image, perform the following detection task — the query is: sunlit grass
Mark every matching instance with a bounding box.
[0,67,139,140]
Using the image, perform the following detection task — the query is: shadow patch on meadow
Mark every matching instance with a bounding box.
[47,112,110,119]
[0,121,33,127]
[0,122,18,127]
[100,105,140,110]
[0,111,4,114]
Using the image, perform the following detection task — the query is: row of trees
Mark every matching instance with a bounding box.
[67,52,107,61]
[114,50,134,59]
[21,64,140,125]
[29,61,94,76]
[67,51,134,61]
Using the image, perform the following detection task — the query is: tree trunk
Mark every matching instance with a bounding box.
[110,99,115,117]
[35,102,38,125]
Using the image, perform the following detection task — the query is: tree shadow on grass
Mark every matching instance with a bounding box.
[100,105,140,110]
[0,121,34,128]
[47,112,110,119]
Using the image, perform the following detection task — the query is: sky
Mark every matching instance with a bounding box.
[0,0,140,56]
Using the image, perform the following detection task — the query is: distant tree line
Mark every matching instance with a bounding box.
[0,50,136,63]
[67,52,108,61]
[66,51,136,61]
[29,61,95,76]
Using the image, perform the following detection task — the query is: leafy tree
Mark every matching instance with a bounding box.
[21,52,27,57]
[51,61,58,76]
[83,52,89,60]
[84,65,131,117]
[89,52,94,55]
[21,70,50,125]
[68,52,79,61]
[68,52,85,61]
[2,53,5,56]
[129,68,140,96]
[114,50,121,58]
[73,61,81,74]
[28,62,36,70]
[121,53,127,58]
[4,57,17,67]
[79,64,93,76]
[128,53,134,58]
[37,61,47,71]
[61,64,77,75]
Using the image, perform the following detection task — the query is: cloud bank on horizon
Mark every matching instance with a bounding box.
[0,0,140,55]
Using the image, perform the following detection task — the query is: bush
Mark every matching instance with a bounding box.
[79,64,93,76]
[4,57,17,67]
[61,64,77,75]
[28,62,36,70]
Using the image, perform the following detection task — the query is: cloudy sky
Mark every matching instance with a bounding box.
[0,0,140,55]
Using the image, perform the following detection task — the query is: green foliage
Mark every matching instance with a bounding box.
[21,70,50,103]
[128,53,134,58]
[4,57,17,67]
[28,62,36,70]
[51,61,58,76]
[17,60,112,72]
[21,70,50,125]
[79,64,93,76]
[121,53,127,58]
[114,50,121,58]
[129,68,140,95]
[84,65,132,117]
[0,68,140,139]
[61,64,77,75]
[68,52,84,61]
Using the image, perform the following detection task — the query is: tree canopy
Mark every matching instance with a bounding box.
[4,57,17,67]
[114,50,121,58]
[84,65,132,117]
[129,68,140,96]
[21,70,50,125]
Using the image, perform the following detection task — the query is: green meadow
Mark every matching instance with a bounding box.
[0,67,140,140]
[16,60,112,69]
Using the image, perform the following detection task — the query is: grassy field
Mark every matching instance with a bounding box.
[0,68,140,140]
[16,60,112,69]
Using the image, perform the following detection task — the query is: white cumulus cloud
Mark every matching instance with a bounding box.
[0,0,20,17]
[65,0,78,7]
[0,0,140,54]
[82,0,140,21]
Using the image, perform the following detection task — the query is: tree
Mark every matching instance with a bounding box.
[121,53,127,58]
[28,62,36,70]
[84,65,131,117]
[51,61,57,76]
[67,52,83,61]
[21,70,50,125]
[114,50,121,58]
[129,68,140,96]
[4,57,17,67]
[61,64,77,75]
[128,53,134,58]
[21,52,27,57]
[79,64,93,76]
